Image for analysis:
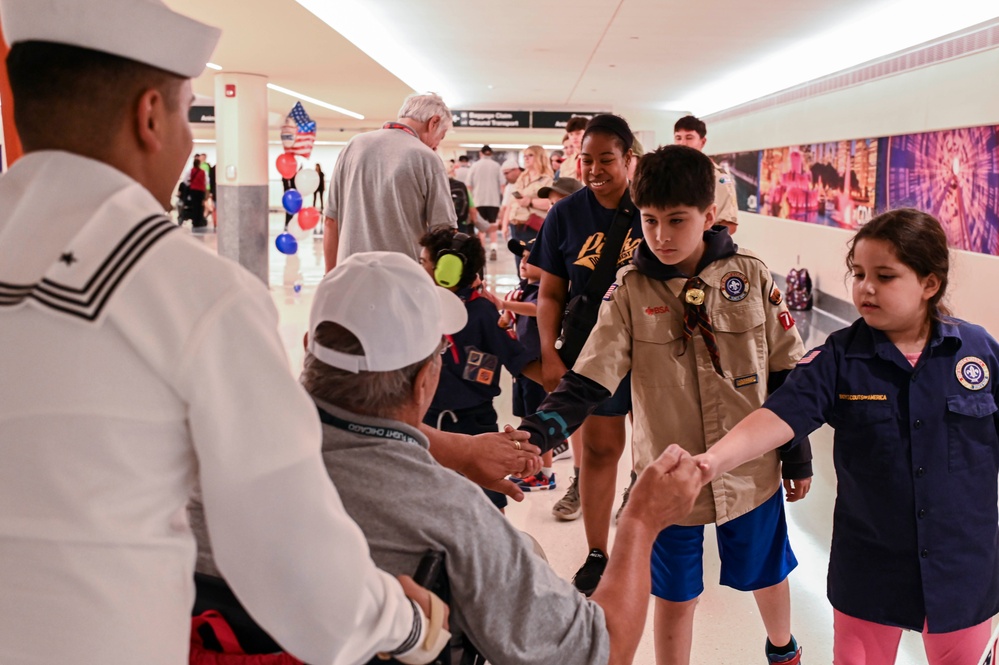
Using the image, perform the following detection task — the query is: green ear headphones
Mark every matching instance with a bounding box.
[434,232,471,288]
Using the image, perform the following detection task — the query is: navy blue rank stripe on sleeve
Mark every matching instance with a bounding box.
[519,371,611,453]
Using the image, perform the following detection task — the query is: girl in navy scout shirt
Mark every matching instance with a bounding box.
[695,208,999,665]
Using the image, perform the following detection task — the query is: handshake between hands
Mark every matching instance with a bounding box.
[617,445,706,531]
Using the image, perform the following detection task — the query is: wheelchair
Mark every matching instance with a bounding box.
[191,551,484,665]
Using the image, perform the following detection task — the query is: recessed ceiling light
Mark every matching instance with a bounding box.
[199,62,363,120]
[266,83,365,120]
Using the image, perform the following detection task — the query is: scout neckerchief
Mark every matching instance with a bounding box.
[317,406,421,446]
[382,121,419,139]
[680,276,723,376]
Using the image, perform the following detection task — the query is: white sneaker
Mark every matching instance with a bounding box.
[552,440,571,462]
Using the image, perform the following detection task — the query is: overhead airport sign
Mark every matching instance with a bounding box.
[451,110,606,130]
[189,106,216,124]
[452,110,531,129]
[531,111,601,129]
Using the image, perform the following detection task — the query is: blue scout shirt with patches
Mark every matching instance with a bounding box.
[765,317,999,633]
[431,287,537,412]
[511,280,541,358]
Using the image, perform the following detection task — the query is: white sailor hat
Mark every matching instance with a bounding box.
[0,0,221,78]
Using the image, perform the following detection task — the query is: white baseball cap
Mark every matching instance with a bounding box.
[0,0,221,79]
[308,252,467,373]
[501,158,520,171]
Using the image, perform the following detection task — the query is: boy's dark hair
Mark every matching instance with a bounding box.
[419,225,486,289]
[7,42,184,154]
[582,113,634,155]
[566,116,589,133]
[458,155,469,163]
[674,115,707,138]
[846,208,951,321]
[631,145,715,211]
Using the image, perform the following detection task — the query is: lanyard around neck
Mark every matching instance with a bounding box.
[383,121,419,139]
[317,406,422,446]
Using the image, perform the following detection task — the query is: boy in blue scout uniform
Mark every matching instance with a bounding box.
[519,145,811,665]
[487,237,564,491]
[696,208,999,665]
[418,226,540,511]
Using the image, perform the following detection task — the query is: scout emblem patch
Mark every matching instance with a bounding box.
[644,305,669,316]
[956,356,989,391]
[603,284,619,301]
[721,271,749,302]
[462,347,499,386]
[769,285,783,306]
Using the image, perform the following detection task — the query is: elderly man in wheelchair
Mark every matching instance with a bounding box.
[190,252,701,665]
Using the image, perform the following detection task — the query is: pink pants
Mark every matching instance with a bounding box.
[834,609,992,665]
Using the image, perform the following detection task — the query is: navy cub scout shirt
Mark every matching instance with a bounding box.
[765,317,999,633]
[430,287,537,412]
[527,187,642,300]
[511,280,541,358]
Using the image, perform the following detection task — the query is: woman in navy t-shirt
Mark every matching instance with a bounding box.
[527,114,643,595]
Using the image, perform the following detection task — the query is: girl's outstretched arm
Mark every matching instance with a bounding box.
[695,408,795,484]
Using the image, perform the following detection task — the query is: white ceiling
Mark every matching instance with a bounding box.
[170,0,998,149]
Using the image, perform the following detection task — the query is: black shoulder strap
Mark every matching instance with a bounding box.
[580,189,635,304]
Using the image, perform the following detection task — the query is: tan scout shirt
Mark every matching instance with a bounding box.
[573,249,804,526]
[714,161,739,225]
[559,153,580,181]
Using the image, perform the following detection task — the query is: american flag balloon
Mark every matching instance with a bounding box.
[280,115,297,152]
[287,102,317,158]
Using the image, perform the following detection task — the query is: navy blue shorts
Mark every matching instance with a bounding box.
[512,376,547,418]
[650,487,797,602]
[592,371,631,417]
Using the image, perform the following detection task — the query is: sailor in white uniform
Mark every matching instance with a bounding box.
[0,1,447,664]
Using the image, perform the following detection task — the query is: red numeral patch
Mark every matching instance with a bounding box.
[779,311,795,330]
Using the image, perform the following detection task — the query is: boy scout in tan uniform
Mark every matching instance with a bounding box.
[674,114,740,235]
[520,145,809,665]
[573,246,804,525]
[713,161,739,233]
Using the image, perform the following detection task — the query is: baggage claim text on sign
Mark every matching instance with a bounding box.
[451,111,603,130]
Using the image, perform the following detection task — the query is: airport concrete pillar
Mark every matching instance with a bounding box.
[214,72,269,284]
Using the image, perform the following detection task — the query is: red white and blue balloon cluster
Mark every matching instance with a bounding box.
[275,102,321,255]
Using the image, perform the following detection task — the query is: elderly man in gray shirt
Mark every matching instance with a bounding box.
[302,252,701,665]
[323,93,457,272]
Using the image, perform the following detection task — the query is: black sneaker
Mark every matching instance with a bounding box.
[572,549,608,596]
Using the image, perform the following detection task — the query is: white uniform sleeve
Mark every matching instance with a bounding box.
[174,284,415,665]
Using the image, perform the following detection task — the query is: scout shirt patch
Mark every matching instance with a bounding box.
[644,304,669,316]
[769,285,783,306]
[603,283,619,301]
[462,347,499,385]
[956,356,990,391]
[838,393,888,401]
[721,271,749,302]
[779,311,795,331]
[798,349,821,365]
[734,373,759,389]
